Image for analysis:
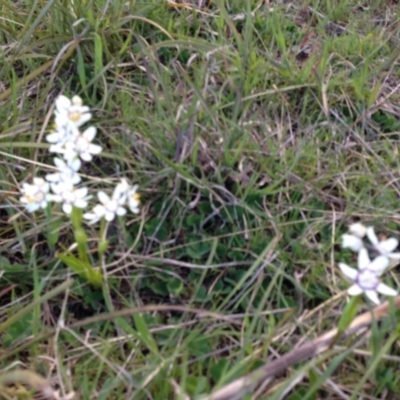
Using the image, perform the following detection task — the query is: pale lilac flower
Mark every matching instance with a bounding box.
[338,248,396,304]
[48,181,91,215]
[63,126,102,162]
[20,177,50,212]
[45,157,82,185]
[54,95,92,127]
[356,247,389,275]
[366,226,400,260]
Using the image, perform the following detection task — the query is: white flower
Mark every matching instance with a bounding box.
[366,226,400,260]
[83,189,126,224]
[82,204,107,224]
[47,115,79,151]
[127,184,140,214]
[48,182,91,215]
[111,179,140,213]
[341,233,364,252]
[113,178,129,205]
[356,247,390,275]
[63,126,102,162]
[112,179,140,213]
[338,248,397,304]
[45,157,82,185]
[20,177,50,212]
[54,95,92,127]
[348,222,367,238]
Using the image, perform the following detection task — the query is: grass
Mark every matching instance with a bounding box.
[1,0,400,398]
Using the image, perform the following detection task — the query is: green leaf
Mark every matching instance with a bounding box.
[166,278,184,296]
[94,32,103,77]
[185,240,211,260]
[133,313,159,356]
[70,206,84,231]
[58,254,102,287]
[185,375,210,396]
[337,295,360,333]
[145,279,169,296]
[98,239,109,256]
[210,358,230,382]
[76,48,87,89]
[44,207,60,248]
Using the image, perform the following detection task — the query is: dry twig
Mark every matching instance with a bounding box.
[203,297,400,400]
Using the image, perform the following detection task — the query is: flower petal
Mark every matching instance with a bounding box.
[116,207,127,216]
[105,210,116,221]
[78,113,92,126]
[357,248,370,270]
[71,95,83,106]
[366,226,379,246]
[55,95,72,111]
[83,126,97,142]
[69,158,82,171]
[62,203,72,214]
[25,203,40,212]
[347,284,363,296]
[83,212,100,224]
[49,144,65,154]
[80,152,93,162]
[53,157,65,168]
[46,132,62,143]
[341,234,363,252]
[113,179,129,201]
[388,252,400,260]
[45,173,58,182]
[92,205,106,218]
[47,194,62,203]
[88,144,102,155]
[74,187,88,198]
[365,290,380,305]
[74,199,88,209]
[129,203,140,214]
[377,283,398,297]
[348,223,367,238]
[98,191,110,204]
[368,256,389,275]
[33,177,47,188]
[50,183,62,194]
[380,237,399,253]
[338,263,358,280]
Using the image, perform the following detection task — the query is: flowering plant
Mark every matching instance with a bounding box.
[19,94,140,285]
[339,223,398,305]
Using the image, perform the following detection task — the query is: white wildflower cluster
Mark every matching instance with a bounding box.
[339,223,399,305]
[19,95,140,222]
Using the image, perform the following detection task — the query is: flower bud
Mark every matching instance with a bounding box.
[348,222,367,238]
[341,233,364,252]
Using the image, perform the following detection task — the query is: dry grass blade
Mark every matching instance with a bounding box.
[203,297,400,400]
[0,38,81,103]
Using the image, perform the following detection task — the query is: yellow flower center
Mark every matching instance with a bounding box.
[69,112,82,122]
[25,192,44,204]
[131,193,140,203]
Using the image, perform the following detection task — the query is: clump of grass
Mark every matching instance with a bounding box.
[2,0,400,398]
